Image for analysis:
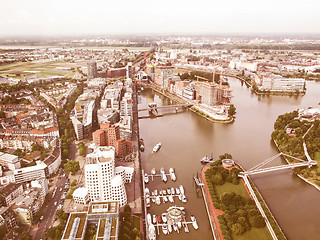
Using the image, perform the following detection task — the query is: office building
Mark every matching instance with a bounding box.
[88,61,98,79]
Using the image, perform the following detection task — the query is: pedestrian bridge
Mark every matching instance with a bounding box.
[238,153,317,177]
[138,103,193,112]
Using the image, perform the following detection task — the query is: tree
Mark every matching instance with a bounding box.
[231,223,245,235]
[211,173,223,185]
[64,160,80,175]
[228,104,236,117]
[0,111,5,118]
[0,225,7,239]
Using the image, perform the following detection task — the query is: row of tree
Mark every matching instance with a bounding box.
[118,205,141,240]
[45,209,69,240]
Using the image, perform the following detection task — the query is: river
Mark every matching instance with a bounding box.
[138,78,320,240]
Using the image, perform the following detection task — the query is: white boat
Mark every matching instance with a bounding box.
[161,213,167,223]
[145,187,150,196]
[191,215,199,230]
[163,195,168,203]
[151,168,156,175]
[168,195,174,203]
[147,213,152,225]
[159,190,162,195]
[171,187,175,195]
[144,173,149,184]
[162,224,168,235]
[169,168,176,181]
[167,188,171,195]
[154,189,158,196]
[152,142,161,153]
[162,189,167,195]
[181,195,187,203]
[148,224,156,240]
[155,196,161,205]
[178,194,182,201]
[179,185,185,195]
[160,167,165,174]
[184,223,189,233]
[146,197,151,207]
[153,215,157,224]
[152,196,156,203]
[168,223,172,233]
[162,173,167,182]
[177,221,182,229]
[175,187,180,195]
[173,223,178,232]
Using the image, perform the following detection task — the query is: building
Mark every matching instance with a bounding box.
[259,77,305,92]
[13,162,47,184]
[0,153,21,171]
[120,93,133,117]
[0,183,24,207]
[197,81,219,106]
[61,201,119,240]
[88,61,98,79]
[72,188,89,205]
[0,207,18,232]
[159,66,174,90]
[126,62,133,78]
[84,146,129,206]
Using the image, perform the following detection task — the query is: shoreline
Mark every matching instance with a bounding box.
[141,83,234,123]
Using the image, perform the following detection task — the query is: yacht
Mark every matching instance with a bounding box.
[146,197,151,207]
[181,195,187,203]
[177,221,182,229]
[152,215,157,224]
[139,138,145,152]
[163,195,168,203]
[162,189,167,195]
[152,142,162,153]
[144,173,149,184]
[147,213,152,225]
[171,187,175,195]
[144,187,150,197]
[169,168,176,181]
[201,155,213,163]
[168,223,172,233]
[160,167,165,174]
[167,188,171,195]
[162,173,167,182]
[175,187,180,195]
[179,185,185,195]
[191,215,199,230]
[148,224,156,240]
[155,196,161,205]
[162,224,168,235]
[173,223,178,232]
[168,195,174,203]
[151,168,156,175]
[161,213,167,223]
[154,189,158,196]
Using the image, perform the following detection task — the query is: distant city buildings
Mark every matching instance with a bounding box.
[87,61,98,79]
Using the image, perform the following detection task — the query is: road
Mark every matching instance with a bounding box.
[33,173,68,240]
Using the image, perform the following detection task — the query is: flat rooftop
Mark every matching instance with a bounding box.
[62,212,87,240]
[88,201,118,215]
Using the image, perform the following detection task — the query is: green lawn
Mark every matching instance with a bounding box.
[132,216,140,231]
[314,152,320,162]
[215,182,250,199]
[233,227,272,240]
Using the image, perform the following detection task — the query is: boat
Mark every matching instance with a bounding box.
[168,223,172,233]
[191,215,199,230]
[168,195,174,203]
[173,223,178,232]
[171,187,175,195]
[144,173,149,184]
[146,197,151,207]
[177,221,182,229]
[160,167,165,174]
[161,213,167,223]
[147,213,152,225]
[162,173,167,182]
[145,187,150,196]
[155,196,161,205]
[152,142,161,153]
[159,190,162,195]
[151,168,156,175]
[167,188,171,195]
[181,195,187,203]
[162,224,168,235]
[148,224,156,240]
[175,187,180,195]
[153,215,157,224]
[162,189,167,195]
[151,196,156,203]
[139,139,145,152]
[158,215,162,223]
[163,195,168,203]
[169,168,176,181]
[154,189,158,196]
[201,155,213,163]
[184,223,189,233]
[178,194,182,201]
[179,185,185,195]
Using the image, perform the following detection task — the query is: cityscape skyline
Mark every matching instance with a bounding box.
[1,0,320,37]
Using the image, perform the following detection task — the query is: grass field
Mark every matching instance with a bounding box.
[314,152,320,162]
[233,227,272,240]
[214,182,250,199]
[0,60,80,79]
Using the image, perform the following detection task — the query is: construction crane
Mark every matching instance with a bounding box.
[195,75,209,104]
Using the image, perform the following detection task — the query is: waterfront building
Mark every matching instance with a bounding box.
[120,93,133,117]
[84,146,130,206]
[259,77,305,92]
[198,81,219,106]
[159,66,174,90]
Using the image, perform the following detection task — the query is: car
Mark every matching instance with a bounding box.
[60,188,62,191]
[54,201,57,206]
[40,216,44,221]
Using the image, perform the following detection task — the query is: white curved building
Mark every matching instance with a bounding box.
[83,146,128,206]
[111,175,127,207]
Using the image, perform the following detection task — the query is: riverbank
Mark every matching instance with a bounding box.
[141,82,234,123]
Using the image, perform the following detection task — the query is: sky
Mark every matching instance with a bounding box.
[0,0,320,37]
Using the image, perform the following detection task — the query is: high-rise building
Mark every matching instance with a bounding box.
[198,81,219,106]
[159,66,174,90]
[84,146,128,206]
[126,62,133,78]
[88,61,98,79]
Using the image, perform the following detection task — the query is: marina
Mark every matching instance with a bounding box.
[144,168,177,183]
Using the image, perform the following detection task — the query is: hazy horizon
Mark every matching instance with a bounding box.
[1,0,320,37]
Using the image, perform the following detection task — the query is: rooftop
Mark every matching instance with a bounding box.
[62,212,87,240]
[88,201,118,215]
